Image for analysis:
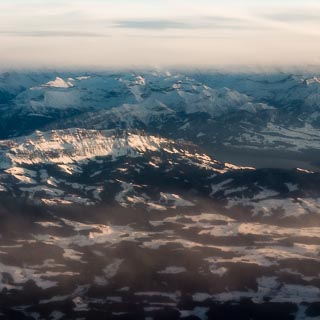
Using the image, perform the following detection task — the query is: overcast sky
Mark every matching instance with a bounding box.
[1,0,320,69]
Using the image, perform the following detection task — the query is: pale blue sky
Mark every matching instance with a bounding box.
[1,0,320,68]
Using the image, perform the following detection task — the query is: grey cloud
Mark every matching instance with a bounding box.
[114,19,189,30]
[264,12,320,22]
[202,15,245,23]
[0,31,109,37]
[113,16,254,31]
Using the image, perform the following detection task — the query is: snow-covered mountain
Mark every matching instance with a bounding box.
[2,70,319,167]
[0,128,320,319]
[0,128,247,207]
[0,129,178,168]
[192,72,320,125]
[0,71,272,139]
[1,70,320,319]
[0,128,319,222]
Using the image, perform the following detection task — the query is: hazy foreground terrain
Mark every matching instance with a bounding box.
[0,70,320,319]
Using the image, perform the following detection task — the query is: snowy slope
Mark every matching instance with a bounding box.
[192,72,320,123]
[1,70,320,164]
[0,69,320,318]
[0,71,274,138]
[0,128,224,169]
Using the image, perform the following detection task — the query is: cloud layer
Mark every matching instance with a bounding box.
[0,0,320,68]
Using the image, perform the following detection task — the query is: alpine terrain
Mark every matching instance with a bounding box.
[0,70,320,319]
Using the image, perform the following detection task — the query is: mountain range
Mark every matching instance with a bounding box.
[0,70,320,319]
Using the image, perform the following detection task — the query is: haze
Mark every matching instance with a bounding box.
[1,0,320,68]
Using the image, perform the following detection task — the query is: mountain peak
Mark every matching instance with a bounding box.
[0,129,172,168]
[43,77,74,88]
